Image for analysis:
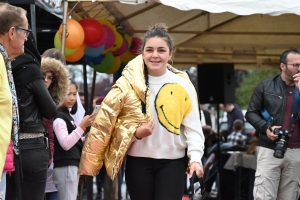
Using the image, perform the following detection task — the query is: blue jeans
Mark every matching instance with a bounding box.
[6,137,49,200]
[0,172,6,199]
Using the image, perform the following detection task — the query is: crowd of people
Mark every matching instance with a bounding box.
[1,2,300,200]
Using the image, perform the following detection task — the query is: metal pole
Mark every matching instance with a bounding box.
[30,4,37,42]
[61,0,68,55]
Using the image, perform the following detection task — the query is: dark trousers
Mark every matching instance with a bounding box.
[6,137,49,200]
[125,155,186,200]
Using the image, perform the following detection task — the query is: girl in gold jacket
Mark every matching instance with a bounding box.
[79,23,205,200]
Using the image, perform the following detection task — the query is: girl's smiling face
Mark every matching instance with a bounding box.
[142,37,172,77]
[63,83,77,109]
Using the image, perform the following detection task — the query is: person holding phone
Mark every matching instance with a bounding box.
[79,23,205,200]
[52,80,96,200]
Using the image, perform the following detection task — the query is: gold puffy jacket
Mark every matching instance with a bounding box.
[78,55,194,180]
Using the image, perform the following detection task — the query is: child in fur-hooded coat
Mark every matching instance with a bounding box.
[41,57,69,163]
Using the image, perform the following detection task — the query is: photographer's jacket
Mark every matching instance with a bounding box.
[245,74,300,149]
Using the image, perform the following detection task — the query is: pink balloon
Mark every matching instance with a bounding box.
[103,25,116,50]
[113,37,128,56]
[89,26,108,48]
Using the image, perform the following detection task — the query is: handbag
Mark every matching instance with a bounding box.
[188,172,207,200]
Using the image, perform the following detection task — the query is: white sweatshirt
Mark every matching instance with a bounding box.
[127,70,205,164]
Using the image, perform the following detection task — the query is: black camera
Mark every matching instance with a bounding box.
[273,129,291,159]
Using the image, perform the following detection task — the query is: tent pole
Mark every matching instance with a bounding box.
[29,4,37,42]
[61,0,69,55]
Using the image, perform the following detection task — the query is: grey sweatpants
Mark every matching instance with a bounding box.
[53,166,79,200]
[254,147,300,200]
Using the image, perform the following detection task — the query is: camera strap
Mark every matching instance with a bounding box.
[290,86,299,133]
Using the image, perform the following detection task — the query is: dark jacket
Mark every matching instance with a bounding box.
[245,74,300,149]
[54,108,83,168]
[12,34,56,133]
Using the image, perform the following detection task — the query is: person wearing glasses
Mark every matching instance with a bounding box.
[0,3,28,199]
[5,14,57,200]
[246,49,300,200]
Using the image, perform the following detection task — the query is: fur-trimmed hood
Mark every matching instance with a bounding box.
[41,57,70,108]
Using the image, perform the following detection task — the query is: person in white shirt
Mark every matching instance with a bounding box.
[78,22,205,200]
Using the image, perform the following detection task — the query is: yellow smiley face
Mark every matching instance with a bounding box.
[155,83,193,134]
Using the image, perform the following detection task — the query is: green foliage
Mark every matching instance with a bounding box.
[236,70,279,109]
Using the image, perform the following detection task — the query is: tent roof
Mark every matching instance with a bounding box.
[66,0,300,70]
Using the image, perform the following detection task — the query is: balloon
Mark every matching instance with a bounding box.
[123,33,132,50]
[92,51,114,73]
[85,45,105,57]
[98,19,116,32]
[59,18,84,49]
[79,18,105,46]
[102,25,116,50]
[54,31,77,56]
[129,37,142,55]
[101,48,110,55]
[112,37,127,56]
[85,54,105,66]
[120,50,135,63]
[88,27,107,48]
[110,32,123,52]
[106,56,121,74]
[65,43,86,63]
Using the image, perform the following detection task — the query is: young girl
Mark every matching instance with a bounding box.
[79,23,205,200]
[41,48,70,200]
[53,80,96,200]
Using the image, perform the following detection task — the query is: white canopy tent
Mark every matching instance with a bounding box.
[55,0,300,70]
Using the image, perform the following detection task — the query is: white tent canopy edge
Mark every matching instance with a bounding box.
[66,0,300,15]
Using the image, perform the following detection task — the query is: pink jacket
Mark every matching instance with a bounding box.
[4,141,15,173]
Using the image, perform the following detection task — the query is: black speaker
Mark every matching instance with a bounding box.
[198,63,235,103]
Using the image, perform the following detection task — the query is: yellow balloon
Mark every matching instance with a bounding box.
[110,32,123,52]
[120,50,135,63]
[98,19,116,32]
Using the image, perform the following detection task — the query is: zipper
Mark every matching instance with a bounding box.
[265,92,282,99]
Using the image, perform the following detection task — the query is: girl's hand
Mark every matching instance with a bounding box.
[134,118,155,139]
[79,112,97,130]
[188,162,204,178]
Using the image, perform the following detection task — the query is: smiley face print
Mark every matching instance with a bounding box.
[155,83,193,134]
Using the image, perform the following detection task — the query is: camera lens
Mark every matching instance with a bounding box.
[273,150,284,159]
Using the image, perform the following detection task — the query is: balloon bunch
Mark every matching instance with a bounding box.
[54,18,142,74]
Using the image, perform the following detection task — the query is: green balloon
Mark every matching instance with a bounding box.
[54,31,77,56]
[92,51,114,73]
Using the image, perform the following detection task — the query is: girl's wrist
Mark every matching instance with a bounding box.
[134,131,142,140]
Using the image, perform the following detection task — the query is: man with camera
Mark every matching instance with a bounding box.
[246,49,300,200]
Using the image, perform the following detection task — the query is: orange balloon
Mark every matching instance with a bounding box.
[65,43,86,62]
[59,18,84,49]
